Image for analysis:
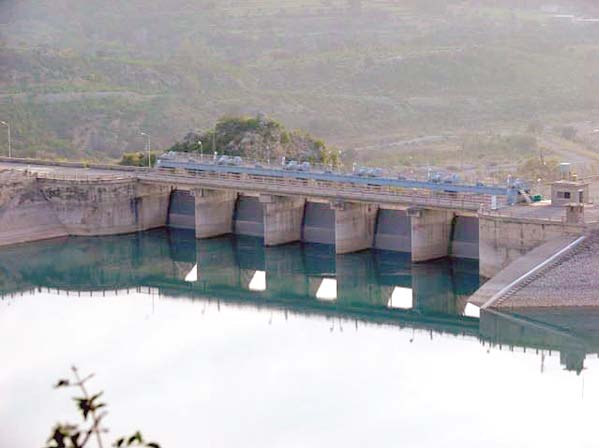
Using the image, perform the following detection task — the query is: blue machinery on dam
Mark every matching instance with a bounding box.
[156,155,526,205]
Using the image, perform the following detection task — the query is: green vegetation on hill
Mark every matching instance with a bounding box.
[168,115,339,165]
[119,151,158,167]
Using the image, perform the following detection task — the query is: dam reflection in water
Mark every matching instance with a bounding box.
[1,228,598,374]
[0,228,481,320]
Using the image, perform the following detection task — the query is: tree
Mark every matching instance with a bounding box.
[45,366,160,448]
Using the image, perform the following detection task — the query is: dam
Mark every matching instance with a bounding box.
[0,156,597,283]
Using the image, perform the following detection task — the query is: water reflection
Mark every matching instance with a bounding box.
[0,228,481,320]
[0,228,597,373]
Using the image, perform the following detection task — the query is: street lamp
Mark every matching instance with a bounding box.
[0,121,11,158]
[140,132,151,168]
[198,140,203,160]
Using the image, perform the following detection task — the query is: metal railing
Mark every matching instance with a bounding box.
[478,205,599,225]
[34,171,134,183]
[140,169,501,211]
[1,155,506,211]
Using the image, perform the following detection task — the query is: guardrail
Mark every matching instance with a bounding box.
[0,156,504,211]
[479,206,579,224]
[34,171,134,183]
[0,155,150,173]
[140,169,501,211]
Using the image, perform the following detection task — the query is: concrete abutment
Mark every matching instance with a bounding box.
[478,214,584,278]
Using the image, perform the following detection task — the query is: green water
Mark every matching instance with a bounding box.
[1,229,598,447]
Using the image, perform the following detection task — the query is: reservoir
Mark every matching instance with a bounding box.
[1,229,598,447]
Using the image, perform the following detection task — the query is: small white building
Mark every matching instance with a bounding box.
[551,163,590,206]
[551,179,590,206]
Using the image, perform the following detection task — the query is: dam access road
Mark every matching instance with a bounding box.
[1,156,598,310]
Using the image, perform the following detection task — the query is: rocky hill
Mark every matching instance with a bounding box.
[167,115,338,164]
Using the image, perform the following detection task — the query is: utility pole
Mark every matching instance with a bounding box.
[0,121,11,158]
[140,132,151,168]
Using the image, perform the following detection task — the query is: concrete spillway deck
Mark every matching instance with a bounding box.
[469,233,595,309]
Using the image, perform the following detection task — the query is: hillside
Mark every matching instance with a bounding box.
[2,0,599,179]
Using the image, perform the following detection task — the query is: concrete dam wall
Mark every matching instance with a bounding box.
[478,213,583,278]
[0,171,68,246]
[183,189,480,261]
[0,171,170,246]
[39,179,170,236]
[0,172,480,263]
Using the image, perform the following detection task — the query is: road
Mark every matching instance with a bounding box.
[0,160,137,179]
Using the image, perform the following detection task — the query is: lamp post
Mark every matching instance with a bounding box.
[140,132,151,168]
[0,121,11,158]
[198,140,203,160]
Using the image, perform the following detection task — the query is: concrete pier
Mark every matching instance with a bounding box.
[410,208,453,262]
[261,195,305,246]
[333,202,378,254]
[194,189,237,238]
[136,184,171,231]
